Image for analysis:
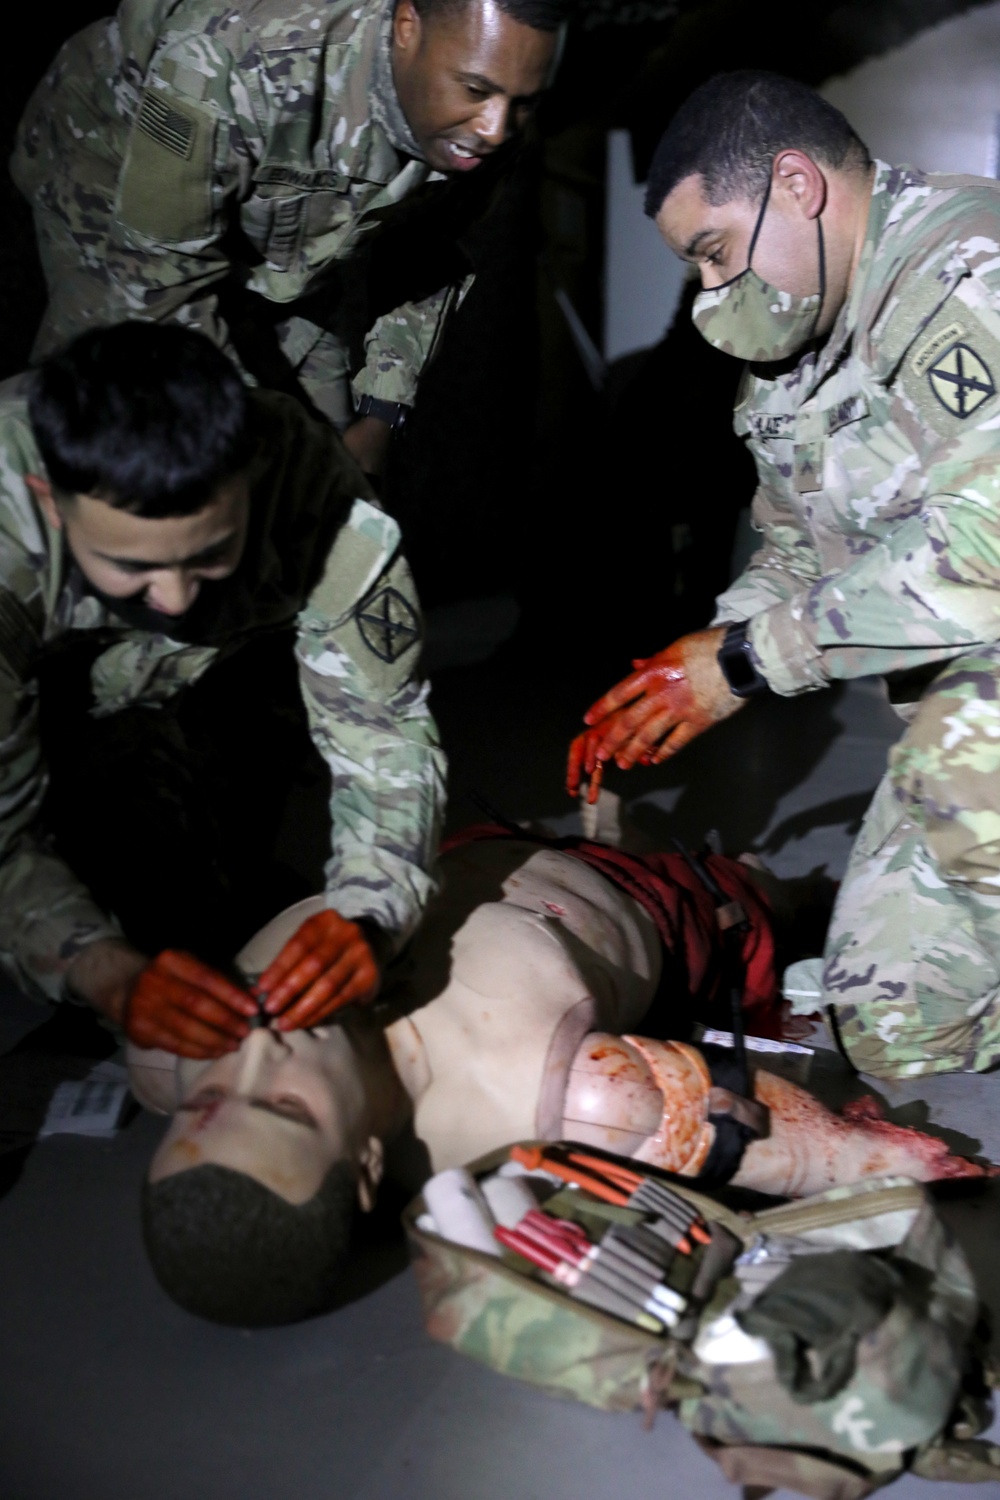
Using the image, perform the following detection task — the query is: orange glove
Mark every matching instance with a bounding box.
[566,628,744,801]
[254,909,381,1031]
[125,950,259,1059]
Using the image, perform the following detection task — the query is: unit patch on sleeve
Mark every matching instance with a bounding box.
[925,342,996,419]
[355,586,419,664]
[910,321,965,378]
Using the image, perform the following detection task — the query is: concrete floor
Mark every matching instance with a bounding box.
[1,622,999,1500]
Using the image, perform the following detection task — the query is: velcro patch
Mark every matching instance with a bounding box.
[911,321,966,377]
[747,412,795,441]
[825,393,869,434]
[355,586,419,664]
[926,342,996,419]
[135,91,196,160]
[794,440,824,493]
[118,89,213,242]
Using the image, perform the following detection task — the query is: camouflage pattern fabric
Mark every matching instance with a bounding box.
[405,1143,707,1412]
[677,1180,982,1492]
[409,1229,667,1413]
[0,385,444,1004]
[911,1438,1000,1484]
[711,162,1000,1074]
[406,1154,989,1499]
[11,0,466,420]
[820,647,1000,1078]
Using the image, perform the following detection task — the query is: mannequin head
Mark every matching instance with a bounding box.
[143,1017,406,1324]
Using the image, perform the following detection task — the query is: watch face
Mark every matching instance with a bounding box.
[727,647,756,690]
[719,627,763,696]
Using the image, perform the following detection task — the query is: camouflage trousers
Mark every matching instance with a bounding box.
[26,193,355,428]
[809,648,1000,1079]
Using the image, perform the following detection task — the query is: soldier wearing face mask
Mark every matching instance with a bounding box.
[11,0,565,478]
[568,70,1000,1084]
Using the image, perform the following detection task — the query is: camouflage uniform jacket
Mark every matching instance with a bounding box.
[12,0,460,408]
[0,386,445,1004]
[713,161,1000,702]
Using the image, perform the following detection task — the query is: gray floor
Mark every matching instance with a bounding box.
[2,638,999,1500]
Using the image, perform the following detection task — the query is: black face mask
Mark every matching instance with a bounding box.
[79,573,238,643]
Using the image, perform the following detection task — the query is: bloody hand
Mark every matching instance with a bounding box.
[566,628,744,801]
[255,910,381,1031]
[125,950,259,1059]
[566,728,610,804]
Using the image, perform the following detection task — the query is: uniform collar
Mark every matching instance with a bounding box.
[839,159,897,344]
[369,0,427,163]
[789,161,892,397]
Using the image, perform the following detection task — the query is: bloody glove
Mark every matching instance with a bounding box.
[255,909,381,1031]
[125,950,259,1059]
[566,727,610,804]
[566,628,744,801]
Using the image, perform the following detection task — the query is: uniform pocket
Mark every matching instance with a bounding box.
[238,186,307,272]
[248,165,352,272]
[263,192,306,271]
[117,90,215,243]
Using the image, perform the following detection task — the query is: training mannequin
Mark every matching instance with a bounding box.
[129,838,989,1325]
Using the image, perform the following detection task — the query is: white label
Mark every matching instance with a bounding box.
[698,1028,814,1057]
[39,1061,130,1138]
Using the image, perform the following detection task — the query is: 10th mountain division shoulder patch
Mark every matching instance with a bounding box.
[355,586,420,663]
[926,342,996,419]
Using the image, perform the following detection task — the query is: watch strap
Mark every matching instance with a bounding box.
[717,620,769,699]
[355,394,411,432]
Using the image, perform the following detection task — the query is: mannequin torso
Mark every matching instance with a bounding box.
[131,840,989,1197]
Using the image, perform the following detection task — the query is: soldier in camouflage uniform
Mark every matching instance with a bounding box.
[10,0,564,474]
[567,71,1000,1081]
[0,321,445,1058]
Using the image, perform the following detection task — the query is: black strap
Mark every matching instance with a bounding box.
[671,838,751,1097]
[668,840,764,1186]
[697,1044,762,1186]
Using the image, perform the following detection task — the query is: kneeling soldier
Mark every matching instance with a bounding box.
[0,321,445,1057]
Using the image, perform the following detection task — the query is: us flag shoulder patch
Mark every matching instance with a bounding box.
[136,92,196,160]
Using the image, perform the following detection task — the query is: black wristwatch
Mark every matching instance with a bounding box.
[717,620,769,698]
[355,393,411,432]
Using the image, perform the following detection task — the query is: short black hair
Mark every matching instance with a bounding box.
[644,71,870,218]
[412,0,571,31]
[29,322,256,518]
[141,1162,356,1326]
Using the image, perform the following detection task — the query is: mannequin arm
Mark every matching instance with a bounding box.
[563,1034,990,1197]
